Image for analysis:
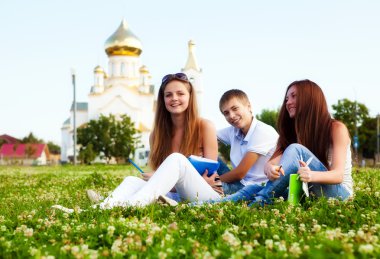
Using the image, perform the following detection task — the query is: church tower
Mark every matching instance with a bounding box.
[182,40,203,113]
[61,21,204,165]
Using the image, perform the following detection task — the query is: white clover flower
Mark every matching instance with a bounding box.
[212,249,221,257]
[357,230,365,238]
[348,230,356,238]
[243,243,253,255]
[29,247,39,256]
[358,244,374,254]
[111,239,122,254]
[222,230,241,247]
[251,222,259,228]
[107,226,115,236]
[60,245,71,253]
[1,225,6,232]
[158,251,167,259]
[299,223,306,232]
[252,240,260,247]
[165,234,172,242]
[146,235,153,245]
[275,241,287,251]
[271,209,280,216]
[312,224,321,233]
[374,192,379,197]
[230,224,239,233]
[259,220,268,228]
[289,242,302,257]
[204,223,212,230]
[24,227,33,237]
[265,239,273,250]
[71,246,80,255]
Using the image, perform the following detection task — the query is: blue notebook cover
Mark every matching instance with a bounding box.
[188,155,220,177]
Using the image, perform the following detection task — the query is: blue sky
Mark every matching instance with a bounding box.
[1,0,380,144]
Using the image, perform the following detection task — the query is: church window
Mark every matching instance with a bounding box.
[111,63,115,76]
[121,63,125,76]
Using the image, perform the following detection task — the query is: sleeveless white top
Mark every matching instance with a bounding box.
[328,144,353,195]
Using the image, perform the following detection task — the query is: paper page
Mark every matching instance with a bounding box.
[302,157,313,197]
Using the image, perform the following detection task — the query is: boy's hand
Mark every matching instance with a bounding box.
[202,170,218,186]
[267,165,284,181]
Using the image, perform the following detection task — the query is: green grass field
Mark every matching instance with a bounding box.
[0,165,379,258]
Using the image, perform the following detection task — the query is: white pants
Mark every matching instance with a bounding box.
[98,153,220,208]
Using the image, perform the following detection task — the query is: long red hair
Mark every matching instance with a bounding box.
[273,80,333,167]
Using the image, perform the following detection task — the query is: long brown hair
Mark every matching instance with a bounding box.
[273,79,333,167]
[149,75,201,170]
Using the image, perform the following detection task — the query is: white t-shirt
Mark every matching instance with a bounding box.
[217,118,279,186]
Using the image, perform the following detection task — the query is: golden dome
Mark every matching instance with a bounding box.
[139,65,149,74]
[104,19,142,56]
[94,65,104,73]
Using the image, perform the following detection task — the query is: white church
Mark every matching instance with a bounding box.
[61,19,203,165]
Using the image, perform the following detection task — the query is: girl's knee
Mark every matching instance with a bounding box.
[166,152,187,162]
[122,176,144,185]
[283,143,306,156]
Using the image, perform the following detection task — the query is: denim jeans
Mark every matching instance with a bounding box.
[249,143,351,205]
[220,184,264,202]
[217,157,245,195]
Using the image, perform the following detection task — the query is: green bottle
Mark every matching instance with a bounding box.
[288,174,302,205]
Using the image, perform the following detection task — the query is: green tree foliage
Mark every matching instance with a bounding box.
[331,98,377,156]
[332,99,369,138]
[77,114,140,163]
[47,141,61,155]
[256,108,279,131]
[78,143,96,164]
[360,117,377,159]
[21,133,60,155]
[21,132,43,143]
[218,141,231,162]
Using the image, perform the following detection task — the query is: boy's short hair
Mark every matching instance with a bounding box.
[219,89,250,112]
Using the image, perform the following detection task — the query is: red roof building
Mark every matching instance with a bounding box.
[0,143,50,165]
[0,134,20,144]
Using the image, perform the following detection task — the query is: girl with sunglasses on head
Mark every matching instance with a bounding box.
[52,73,222,212]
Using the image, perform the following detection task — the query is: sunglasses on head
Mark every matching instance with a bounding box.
[161,73,189,85]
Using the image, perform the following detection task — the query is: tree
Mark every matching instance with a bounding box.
[332,98,373,156]
[21,132,43,144]
[218,141,231,162]
[78,143,96,164]
[77,114,140,163]
[332,99,369,139]
[47,141,61,155]
[360,116,377,159]
[256,108,279,131]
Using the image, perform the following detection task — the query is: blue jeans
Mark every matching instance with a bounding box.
[249,143,351,205]
[220,184,264,202]
[217,157,244,195]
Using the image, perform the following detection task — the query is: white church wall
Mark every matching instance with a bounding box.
[70,111,88,128]
[61,127,70,162]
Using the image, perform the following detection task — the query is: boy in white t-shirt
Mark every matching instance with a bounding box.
[204,89,278,199]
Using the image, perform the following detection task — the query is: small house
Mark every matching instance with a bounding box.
[0,143,50,165]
